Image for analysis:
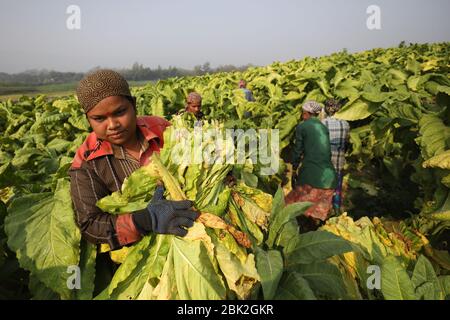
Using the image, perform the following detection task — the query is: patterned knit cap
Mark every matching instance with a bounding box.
[324,99,342,116]
[302,100,323,114]
[76,69,132,113]
[187,92,202,103]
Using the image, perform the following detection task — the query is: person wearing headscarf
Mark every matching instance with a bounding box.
[70,69,198,254]
[322,99,350,215]
[287,100,337,229]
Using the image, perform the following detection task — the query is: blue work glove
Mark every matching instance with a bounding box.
[132,185,198,237]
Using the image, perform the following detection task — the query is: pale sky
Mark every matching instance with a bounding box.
[0,0,449,73]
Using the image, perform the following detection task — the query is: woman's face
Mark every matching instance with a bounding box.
[86,95,137,145]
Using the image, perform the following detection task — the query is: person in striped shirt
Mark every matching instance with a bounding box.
[70,70,198,253]
[321,99,350,215]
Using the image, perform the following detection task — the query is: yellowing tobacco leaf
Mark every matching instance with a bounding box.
[198,212,251,248]
[423,150,450,170]
[232,192,270,231]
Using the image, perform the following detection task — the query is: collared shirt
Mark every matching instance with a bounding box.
[292,117,337,189]
[321,116,350,173]
[69,116,170,250]
[241,88,255,102]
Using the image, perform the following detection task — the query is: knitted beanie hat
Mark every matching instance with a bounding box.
[76,69,132,113]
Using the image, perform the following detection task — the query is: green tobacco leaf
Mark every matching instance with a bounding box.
[429,211,450,221]
[295,261,347,299]
[76,240,97,300]
[172,237,227,300]
[29,275,60,300]
[283,91,305,101]
[275,272,316,300]
[412,255,443,300]
[407,74,431,91]
[426,192,450,222]
[334,98,379,121]
[151,244,179,300]
[317,79,331,97]
[0,163,23,189]
[152,97,165,116]
[388,69,408,84]
[5,179,81,300]
[96,165,158,213]
[11,146,43,168]
[266,201,311,248]
[362,91,390,103]
[381,256,417,300]
[201,186,230,217]
[334,87,359,100]
[68,114,90,131]
[442,174,450,188]
[102,235,165,300]
[46,138,72,153]
[417,115,450,160]
[255,248,283,300]
[269,187,285,225]
[276,112,299,142]
[241,171,258,188]
[285,231,353,266]
[305,88,326,102]
[438,276,450,299]
[406,58,422,74]
[386,102,421,123]
[275,218,300,249]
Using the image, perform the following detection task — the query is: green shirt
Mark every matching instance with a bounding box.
[292,117,337,189]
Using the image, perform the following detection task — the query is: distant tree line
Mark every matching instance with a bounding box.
[0,70,84,86]
[0,62,254,86]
